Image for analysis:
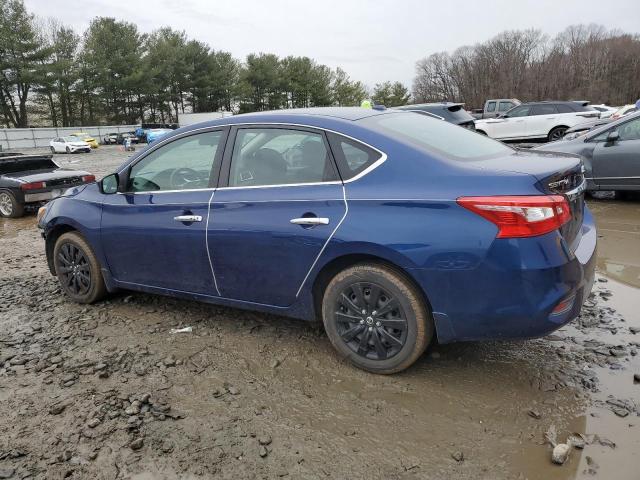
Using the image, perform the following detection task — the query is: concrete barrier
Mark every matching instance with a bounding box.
[0,125,139,150]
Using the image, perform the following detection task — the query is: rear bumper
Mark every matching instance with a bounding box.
[412,207,597,343]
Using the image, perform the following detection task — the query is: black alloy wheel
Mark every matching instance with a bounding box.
[335,282,408,360]
[56,242,92,296]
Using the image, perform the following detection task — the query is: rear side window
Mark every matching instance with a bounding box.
[555,104,574,113]
[531,105,557,115]
[327,134,382,180]
[486,102,496,112]
[498,102,514,112]
[228,128,338,187]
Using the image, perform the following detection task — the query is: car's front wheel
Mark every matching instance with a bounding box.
[53,232,107,303]
[322,263,433,374]
[50,146,56,154]
[0,191,24,218]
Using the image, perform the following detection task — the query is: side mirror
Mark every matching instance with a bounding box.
[606,130,619,143]
[100,173,119,194]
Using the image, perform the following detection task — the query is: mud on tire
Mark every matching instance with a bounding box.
[321,263,434,374]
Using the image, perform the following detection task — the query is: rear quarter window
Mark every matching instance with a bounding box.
[327,134,382,180]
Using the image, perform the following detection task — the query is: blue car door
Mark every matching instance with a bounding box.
[100,129,227,295]
[207,126,346,307]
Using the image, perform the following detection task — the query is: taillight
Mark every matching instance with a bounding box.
[81,175,96,183]
[20,181,46,191]
[457,195,571,238]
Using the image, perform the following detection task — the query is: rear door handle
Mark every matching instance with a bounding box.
[174,215,202,222]
[290,217,329,226]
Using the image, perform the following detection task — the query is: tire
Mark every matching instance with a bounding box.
[321,263,434,374]
[548,126,567,142]
[66,146,71,154]
[50,146,56,154]
[53,232,107,304]
[0,191,24,218]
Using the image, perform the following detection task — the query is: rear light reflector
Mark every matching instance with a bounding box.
[20,181,46,191]
[550,294,576,316]
[457,195,571,238]
[81,175,96,183]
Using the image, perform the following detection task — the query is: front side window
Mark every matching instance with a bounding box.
[506,106,532,118]
[228,128,337,187]
[486,102,496,112]
[127,131,222,192]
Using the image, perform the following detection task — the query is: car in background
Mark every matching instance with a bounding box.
[146,128,173,144]
[610,104,637,120]
[562,118,613,140]
[475,101,600,142]
[49,136,92,154]
[37,107,595,374]
[70,132,99,149]
[103,133,119,145]
[135,123,179,142]
[589,104,617,119]
[535,112,640,193]
[394,102,476,130]
[0,153,94,218]
[472,99,521,119]
[117,132,139,145]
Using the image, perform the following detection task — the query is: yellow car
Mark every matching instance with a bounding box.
[70,132,99,149]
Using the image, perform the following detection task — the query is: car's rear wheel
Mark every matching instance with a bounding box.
[0,191,24,218]
[548,126,567,142]
[322,263,433,374]
[54,232,107,304]
[65,146,71,154]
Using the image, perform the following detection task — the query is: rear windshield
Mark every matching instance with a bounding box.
[0,157,57,174]
[401,104,474,124]
[361,112,513,160]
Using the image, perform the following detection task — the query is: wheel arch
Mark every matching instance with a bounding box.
[45,223,78,275]
[311,253,435,334]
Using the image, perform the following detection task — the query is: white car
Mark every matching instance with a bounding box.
[474,101,600,142]
[49,136,92,154]
[590,104,618,119]
[610,104,638,120]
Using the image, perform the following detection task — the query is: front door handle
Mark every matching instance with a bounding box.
[290,217,329,226]
[174,215,202,222]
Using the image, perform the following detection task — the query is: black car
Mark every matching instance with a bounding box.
[0,153,94,218]
[394,102,476,130]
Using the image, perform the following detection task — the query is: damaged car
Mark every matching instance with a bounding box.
[0,153,95,218]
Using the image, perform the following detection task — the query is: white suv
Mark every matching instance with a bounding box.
[475,101,600,142]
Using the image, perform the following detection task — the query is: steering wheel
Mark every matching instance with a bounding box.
[169,167,202,189]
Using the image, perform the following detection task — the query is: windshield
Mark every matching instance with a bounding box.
[361,112,513,160]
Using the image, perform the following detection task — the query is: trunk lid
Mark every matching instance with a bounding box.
[468,149,585,249]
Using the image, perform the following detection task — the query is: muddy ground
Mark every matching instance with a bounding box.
[1,147,639,480]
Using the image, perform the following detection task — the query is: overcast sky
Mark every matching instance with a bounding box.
[25,0,640,89]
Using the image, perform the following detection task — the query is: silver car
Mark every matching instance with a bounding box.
[535,111,640,192]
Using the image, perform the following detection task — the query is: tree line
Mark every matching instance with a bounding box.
[0,0,413,128]
[413,25,640,109]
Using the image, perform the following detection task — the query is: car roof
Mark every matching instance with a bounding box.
[245,107,389,121]
[396,102,464,108]
[521,100,585,106]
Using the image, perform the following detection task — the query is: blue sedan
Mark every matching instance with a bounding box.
[37,108,596,373]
